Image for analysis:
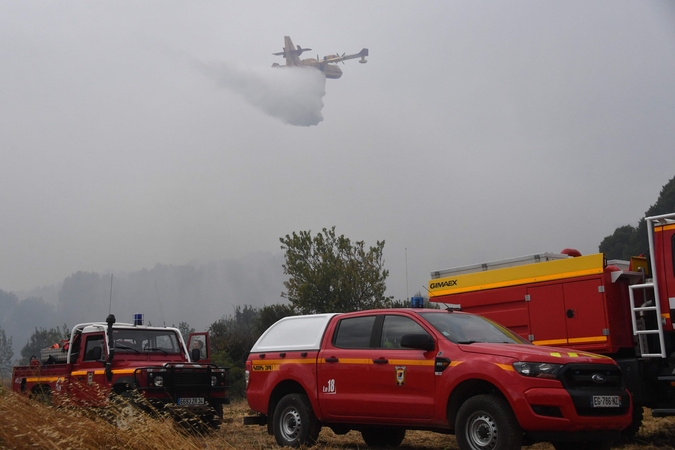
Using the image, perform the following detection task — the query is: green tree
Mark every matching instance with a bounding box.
[209,306,259,366]
[600,175,675,259]
[209,306,261,398]
[175,321,195,343]
[255,304,296,335]
[280,227,392,314]
[0,327,13,380]
[19,325,69,365]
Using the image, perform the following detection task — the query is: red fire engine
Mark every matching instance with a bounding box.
[428,213,675,433]
[11,313,228,428]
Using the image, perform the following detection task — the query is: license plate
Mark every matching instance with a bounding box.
[592,395,621,407]
[178,397,205,406]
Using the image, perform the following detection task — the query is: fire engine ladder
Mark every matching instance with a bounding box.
[628,213,673,359]
[629,281,666,358]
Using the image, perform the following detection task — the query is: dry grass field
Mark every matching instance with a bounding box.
[1,389,674,450]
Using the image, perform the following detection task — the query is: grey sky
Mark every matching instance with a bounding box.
[1,1,674,306]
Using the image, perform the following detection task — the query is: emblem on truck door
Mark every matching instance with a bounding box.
[396,366,406,385]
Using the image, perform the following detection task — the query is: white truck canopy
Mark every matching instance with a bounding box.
[250,313,339,353]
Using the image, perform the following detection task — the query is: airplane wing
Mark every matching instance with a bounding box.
[322,48,369,64]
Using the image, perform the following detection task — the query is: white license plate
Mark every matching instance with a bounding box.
[178,397,205,406]
[592,395,621,407]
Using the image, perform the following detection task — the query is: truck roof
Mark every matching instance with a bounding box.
[431,252,570,279]
[73,322,181,335]
[250,313,339,353]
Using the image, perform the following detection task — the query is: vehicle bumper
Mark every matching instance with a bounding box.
[513,387,632,433]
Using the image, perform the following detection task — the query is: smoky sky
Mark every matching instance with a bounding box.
[1,1,674,317]
[199,61,326,126]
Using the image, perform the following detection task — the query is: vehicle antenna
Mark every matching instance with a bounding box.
[405,247,409,302]
[155,282,167,327]
[108,274,113,315]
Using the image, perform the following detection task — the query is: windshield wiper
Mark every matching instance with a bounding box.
[457,340,478,345]
[145,348,169,355]
[115,344,140,354]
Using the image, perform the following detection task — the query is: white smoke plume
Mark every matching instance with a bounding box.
[199,61,327,127]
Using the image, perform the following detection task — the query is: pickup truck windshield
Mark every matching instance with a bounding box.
[420,313,530,345]
[111,329,182,354]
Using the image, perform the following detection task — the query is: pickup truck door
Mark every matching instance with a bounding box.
[69,333,108,405]
[317,314,435,421]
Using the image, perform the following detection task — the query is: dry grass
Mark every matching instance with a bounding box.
[1,389,674,450]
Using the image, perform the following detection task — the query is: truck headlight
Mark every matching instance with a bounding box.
[211,375,218,387]
[153,375,164,387]
[513,362,562,379]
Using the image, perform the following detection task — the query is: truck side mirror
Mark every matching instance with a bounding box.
[400,333,435,351]
[191,348,201,361]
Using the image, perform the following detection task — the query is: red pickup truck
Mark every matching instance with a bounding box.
[244,308,631,450]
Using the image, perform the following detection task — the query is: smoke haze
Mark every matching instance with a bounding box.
[200,61,326,127]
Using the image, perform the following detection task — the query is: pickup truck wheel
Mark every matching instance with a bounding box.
[455,395,522,450]
[620,404,643,442]
[273,393,320,447]
[361,428,406,447]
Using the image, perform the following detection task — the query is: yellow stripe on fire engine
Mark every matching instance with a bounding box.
[429,253,605,297]
[654,224,675,232]
[25,376,61,383]
[532,336,607,346]
[568,336,608,344]
[70,369,136,376]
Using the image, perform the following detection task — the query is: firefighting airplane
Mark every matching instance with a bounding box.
[272,36,368,79]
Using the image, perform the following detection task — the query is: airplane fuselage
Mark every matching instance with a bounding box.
[300,59,343,79]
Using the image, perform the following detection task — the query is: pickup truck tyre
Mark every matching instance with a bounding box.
[273,393,321,447]
[455,395,522,450]
[361,428,406,447]
[620,404,643,442]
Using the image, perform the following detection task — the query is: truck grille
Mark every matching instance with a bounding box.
[559,364,623,389]
[170,371,209,387]
[558,363,629,417]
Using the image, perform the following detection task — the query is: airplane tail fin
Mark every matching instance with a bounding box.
[284,36,302,66]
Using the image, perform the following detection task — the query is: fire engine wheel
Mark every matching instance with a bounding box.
[205,402,224,430]
[455,395,522,450]
[361,427,406,447]
[273,393,320,447]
